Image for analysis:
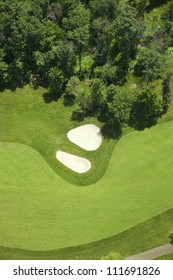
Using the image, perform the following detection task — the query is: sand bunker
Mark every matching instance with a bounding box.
[56,151,91,173]
[67,124,102,151]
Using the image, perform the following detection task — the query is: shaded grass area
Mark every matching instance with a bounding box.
[158,71,173,124]
[0,208,172,260]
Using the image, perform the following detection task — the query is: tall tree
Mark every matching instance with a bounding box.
[89,0,119,19]
[128,0,150,16]
[103,5,144,80]
[161,0,173,46]
[134,48,165,83]
[129,86,163,130]
[63,3,90,77]
[162,72,172,114]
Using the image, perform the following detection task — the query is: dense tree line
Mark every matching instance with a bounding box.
[0,0,173,136]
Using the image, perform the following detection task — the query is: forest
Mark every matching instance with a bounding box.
[0,0,173,136]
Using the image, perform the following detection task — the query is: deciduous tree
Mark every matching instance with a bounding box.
[63,4,90,77]
[129,86,163,130]
[134,48,165,83]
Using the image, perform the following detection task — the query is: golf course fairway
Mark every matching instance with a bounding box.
[0,85,173,252]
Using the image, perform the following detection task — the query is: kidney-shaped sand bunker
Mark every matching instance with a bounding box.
[67,124,102,151]
[56,151,91,173]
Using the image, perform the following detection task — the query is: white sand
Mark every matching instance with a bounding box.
[67,124,102,151]
[56,151,91,173]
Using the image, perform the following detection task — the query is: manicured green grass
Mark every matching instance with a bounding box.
[154,253,173,260]
[1,85,173,255]
[0,208,172,260]
[0,86,115,186]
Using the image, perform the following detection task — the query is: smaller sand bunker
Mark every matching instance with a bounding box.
[67,124,102,151]
[56,151,91,173]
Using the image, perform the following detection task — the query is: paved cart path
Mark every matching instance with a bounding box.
[126,244,173,260]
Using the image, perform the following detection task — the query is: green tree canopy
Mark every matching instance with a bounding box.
[63,3,90,76]
[129,86,163,130]
[134,48,165,83]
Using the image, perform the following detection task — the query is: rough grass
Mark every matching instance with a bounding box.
[1,85,173,255]
[154,253,173,260]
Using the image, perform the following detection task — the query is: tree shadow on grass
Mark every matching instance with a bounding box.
[101,122,122,140]
[0,80,25,93]
[147,0,170,11]
[169,233,173,245]
[43,92,61,103]
[71,110,85,122]
[71,107,122,140]
[63,94,75,107]
[70,105,96,122]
